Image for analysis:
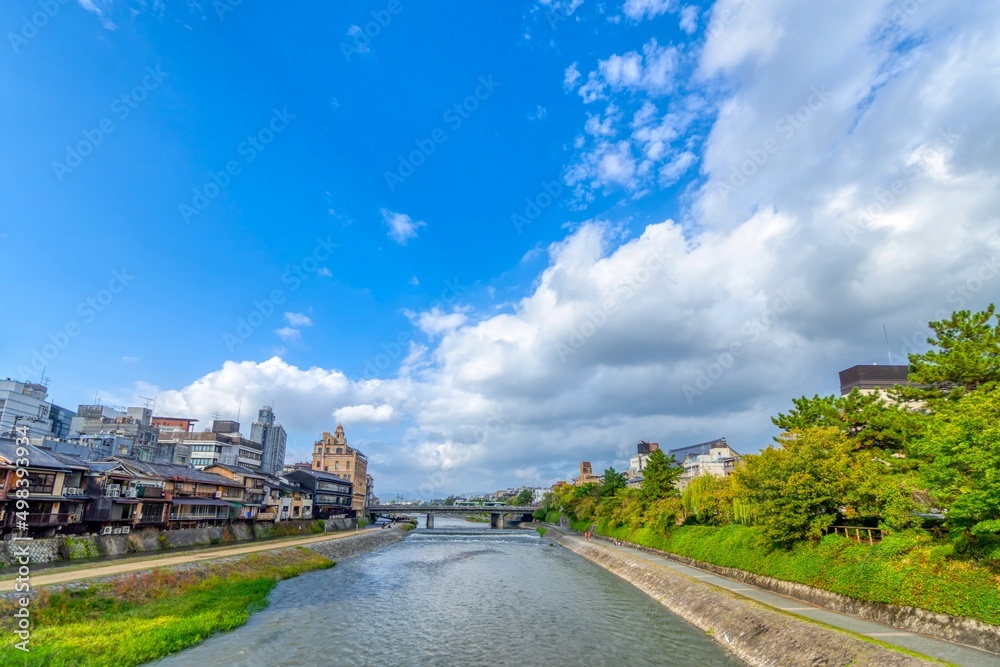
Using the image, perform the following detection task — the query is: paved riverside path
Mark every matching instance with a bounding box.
[584,534,999,667]
[0,529,368,592]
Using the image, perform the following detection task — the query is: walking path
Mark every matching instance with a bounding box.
[0,529,366,592]
[584,533,998,667]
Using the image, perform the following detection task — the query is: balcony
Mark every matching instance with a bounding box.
[105,484,121,498]
[63,487,86,497]
[137,485,164,499]
[3,512,74,527]
[255,512,277,521]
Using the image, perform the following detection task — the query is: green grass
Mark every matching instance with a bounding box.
[0,548,333,667]
[536,527,548,537]
[569,518,592,533]
[598,523,1000,627]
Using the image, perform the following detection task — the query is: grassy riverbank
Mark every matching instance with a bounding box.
[597,523,1000,627]
[0,547,333,667]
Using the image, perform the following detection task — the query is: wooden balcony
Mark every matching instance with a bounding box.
[255,512,278,521]
[3,512,75,527]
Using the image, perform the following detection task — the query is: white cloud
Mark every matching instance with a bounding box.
[382,209,426,245]
[77,0,117,29]
[140,3,1000,497]
[275,327,302,342]
[679,5,698,33]
[577,38,680,102]
[318,267,333,277]
[121,356,139,364]
[333,404,396,424]
[285,312,314,327]
[564,62,582,90]
[528,105,548,121]
[623,0,673,21]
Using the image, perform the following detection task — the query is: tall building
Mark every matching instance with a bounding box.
[250,406,287,476]
[0,378,75,439]
[573,461,601,486]
[311,424,369,512]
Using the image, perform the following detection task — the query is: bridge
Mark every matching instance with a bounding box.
[366,505,536,529]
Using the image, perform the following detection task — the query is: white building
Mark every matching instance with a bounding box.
[668,438,741,490]
[0,378,75,439]
[251,406,287,476]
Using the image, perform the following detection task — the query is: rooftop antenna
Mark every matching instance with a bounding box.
[139,395,156,412]
[211,410,222,421]
[883,324,893,364]
[236,400,242,424]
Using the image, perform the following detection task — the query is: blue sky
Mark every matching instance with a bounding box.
[3,0,999,498]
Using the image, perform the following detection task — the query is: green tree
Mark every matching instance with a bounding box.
[640,449,681,501]
[911,385,1000,536]
[599,466,627,497]
[732,427,854,546]
[907,304,1000,396]
[514,488,534,506]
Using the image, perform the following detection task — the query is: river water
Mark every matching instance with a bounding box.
[148,516,742,667]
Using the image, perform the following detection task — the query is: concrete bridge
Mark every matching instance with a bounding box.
[366,505,535,529]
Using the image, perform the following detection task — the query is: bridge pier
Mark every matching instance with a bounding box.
[426,513,434,529]
[490,512,504,530]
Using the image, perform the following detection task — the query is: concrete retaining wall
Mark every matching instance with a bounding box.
[551,532,937,667]
[604,537,1000,656]
[0,519,337,567]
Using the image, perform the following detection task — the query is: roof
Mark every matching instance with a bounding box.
[286,468,354,487]
[204,463,267,478]
[45,450,96,470]
[105,458,244,488]
[85,461,134,476]
[667,438,733,465]
[0,440,74,471]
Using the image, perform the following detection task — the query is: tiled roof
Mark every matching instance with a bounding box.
[0,440,74,471]
[107,458,244,487]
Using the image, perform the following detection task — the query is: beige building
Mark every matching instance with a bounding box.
[573,461,601,486]
[311,424,369,512]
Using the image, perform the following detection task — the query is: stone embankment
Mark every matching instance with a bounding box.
[0,519,346,567]
[549,531,937,667]
[621,541,1000,656]
[0,526,408,602]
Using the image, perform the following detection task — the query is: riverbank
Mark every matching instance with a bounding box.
[547,528,941,667]
[595,523,1000,654]
[0,528,408,667]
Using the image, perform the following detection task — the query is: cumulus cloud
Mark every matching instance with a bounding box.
[138,3,1000,498]
[679,5,698,33]
[333,404,396,424]
[382,209,426,245]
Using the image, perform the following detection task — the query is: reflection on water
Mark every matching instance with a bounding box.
[147,515,742,667]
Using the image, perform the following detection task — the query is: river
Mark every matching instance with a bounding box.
[148,515,742,666]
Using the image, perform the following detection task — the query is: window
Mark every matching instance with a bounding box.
[334,462,340,470]
[346,461,350,470]
[27,472,55,494]
[336,447,342,454]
